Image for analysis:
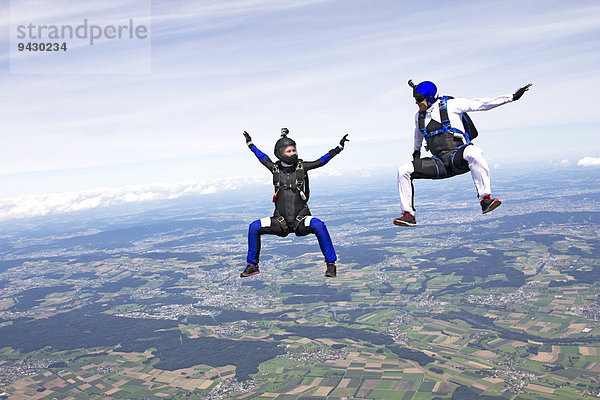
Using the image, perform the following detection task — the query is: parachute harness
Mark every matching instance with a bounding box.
[272,160,308,203]
[418,96,473,144]
[271,160,311,235]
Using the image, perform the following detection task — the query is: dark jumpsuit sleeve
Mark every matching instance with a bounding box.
[303,145,343,171]
[249,144,275,170]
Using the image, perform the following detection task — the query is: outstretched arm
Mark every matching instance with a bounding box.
[243,131,275,170]
[453,95,512,113]
[454,83,533,113]
[304,134,349,171]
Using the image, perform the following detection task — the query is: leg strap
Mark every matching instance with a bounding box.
[292,206,312,231]
[275,216,289,236]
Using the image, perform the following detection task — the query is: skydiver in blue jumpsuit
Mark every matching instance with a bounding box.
[241,128,349,278]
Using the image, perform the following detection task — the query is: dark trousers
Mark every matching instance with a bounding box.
[411,144,470,180]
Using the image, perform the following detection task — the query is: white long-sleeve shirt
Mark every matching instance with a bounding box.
[413,95,513,151]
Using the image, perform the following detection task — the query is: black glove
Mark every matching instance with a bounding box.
[243,131,253,148]
[412,150,421,160]
[513,83,532,101]
[339,134,349,148]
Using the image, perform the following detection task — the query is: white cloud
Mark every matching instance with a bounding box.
[0,177,265,221]
[546,159,573,167]
[310,168,344,178]
[578,156,600,167]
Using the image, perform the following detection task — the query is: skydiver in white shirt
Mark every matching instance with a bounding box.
[394,80,531,226]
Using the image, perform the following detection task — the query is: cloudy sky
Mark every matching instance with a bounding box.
[0,0,599,219]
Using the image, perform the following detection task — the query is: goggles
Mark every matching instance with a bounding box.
[414,93,426,103]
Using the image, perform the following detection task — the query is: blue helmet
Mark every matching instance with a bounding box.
[414,81,438,104]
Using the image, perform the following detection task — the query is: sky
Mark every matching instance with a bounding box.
[0,0,599,220]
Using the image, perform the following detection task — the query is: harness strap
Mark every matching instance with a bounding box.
[272,160,308,202]
[275,215,289,236]
[293,206,311,230]
[295,160,307,201]
[273,206,311,234]
[439,97,451,130]
[418,111,426,136]
[272,164,281,190]
[450,143,471,173]
[419,96,471,144]
[431,155,441,179]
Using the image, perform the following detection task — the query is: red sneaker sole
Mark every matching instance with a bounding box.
[482,199,501,214]
[240,271,260,277]
[393,219,417,226]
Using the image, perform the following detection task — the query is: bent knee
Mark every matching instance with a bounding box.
[398,162,414,179]
[307,216,324,229]
[463,145,484,160]
[249,219,263,232]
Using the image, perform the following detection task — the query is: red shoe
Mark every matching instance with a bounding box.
[481,195,501,214]
[393,212,417,226]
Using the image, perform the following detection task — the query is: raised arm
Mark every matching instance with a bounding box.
[243,131,275,170]
[304,134,349,171]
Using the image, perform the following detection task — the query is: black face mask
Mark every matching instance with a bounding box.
[274,136,297,164]
[279,153,298,165]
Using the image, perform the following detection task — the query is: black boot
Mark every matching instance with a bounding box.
[240,263,260,277]
[325,262,337,278]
